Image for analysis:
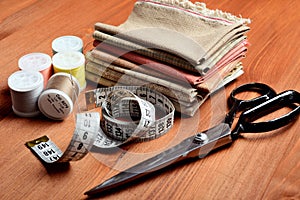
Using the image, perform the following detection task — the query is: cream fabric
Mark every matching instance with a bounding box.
[117,1,249,65]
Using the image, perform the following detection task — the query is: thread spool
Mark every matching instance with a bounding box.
[8,70,44,117]
[52,51,86,91]
[18,52,52,87]
[38,72,80,120]
[52,35,83,54]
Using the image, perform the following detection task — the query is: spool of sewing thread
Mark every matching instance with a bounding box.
[52,35,83,54]
[38,72,80,120]
[8,70,44,117]
[52,51,86,91]
[18,52,52,87]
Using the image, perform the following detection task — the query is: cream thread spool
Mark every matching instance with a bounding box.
[52,51,86,91]
[38,72,80,120]
[18,52,52,87]
[8,70,44,117]
[52,35,83,54]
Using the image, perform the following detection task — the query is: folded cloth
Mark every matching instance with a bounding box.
[196,34,248,73]
[85,51,199,103]
[90,49,189,86]
[84,59,205,116]
[93,30,198,73]
[93,28,249,75]
[196,60,243,92]
[93,39,248,86]
[93,26,249,75]
[85,58,244,116]
[86,0,251,116]
[94,0,250,67]
[85,69,203,116]
[85,49,245,116]
[197,38,249,78]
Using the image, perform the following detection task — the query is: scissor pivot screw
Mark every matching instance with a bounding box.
[193,133,208,145]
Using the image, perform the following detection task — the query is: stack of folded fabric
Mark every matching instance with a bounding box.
[85,0,251,116]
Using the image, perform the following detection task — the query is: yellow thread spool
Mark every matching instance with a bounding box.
[52,51,86,91]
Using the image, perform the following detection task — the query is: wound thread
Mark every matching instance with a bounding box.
[52,51,86,91]
[18,52,53,87]
[8,70,44,117]
[38,72,80,120]
[52,35,83,54]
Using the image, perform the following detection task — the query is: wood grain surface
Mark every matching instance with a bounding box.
[0,0,299,199]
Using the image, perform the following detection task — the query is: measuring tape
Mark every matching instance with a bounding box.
[26,86,175,163]
[87,86,175,148]
[26,112,100,163]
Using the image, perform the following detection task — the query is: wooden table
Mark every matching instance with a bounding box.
[1,0,299,199]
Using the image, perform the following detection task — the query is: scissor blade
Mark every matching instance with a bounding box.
[85,137,194,196]
[85,123,232,196]
[84,171,141,196]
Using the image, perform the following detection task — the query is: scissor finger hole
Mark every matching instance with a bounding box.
[232,90,264,102]
[229,83,277,110]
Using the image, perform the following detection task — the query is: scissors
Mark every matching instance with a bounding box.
[84,82,300,196]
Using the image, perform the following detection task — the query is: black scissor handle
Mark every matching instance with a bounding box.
[229,82,277,110]
[225,82,277,125]
[232,90,300,140]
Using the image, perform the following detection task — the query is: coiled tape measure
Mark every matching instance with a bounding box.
[26,86,175,163]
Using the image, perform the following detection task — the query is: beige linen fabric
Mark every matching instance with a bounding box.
[116,0,250,65]
[86,0,250,116]
[93,30,197,73]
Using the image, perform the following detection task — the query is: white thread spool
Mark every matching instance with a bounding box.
[52,35,83,54]
[38,72,80,120]
[8,70,44,117]
[18,52,52,87]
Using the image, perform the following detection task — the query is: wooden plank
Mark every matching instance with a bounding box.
[0,0,299,199]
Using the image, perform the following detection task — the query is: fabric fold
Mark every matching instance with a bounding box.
[115,0,250,65]
[85,51,199,102]
[85,0,251,116]
[93,30,197,73]
[93,41,247,85]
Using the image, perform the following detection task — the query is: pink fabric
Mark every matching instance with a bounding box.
[201,40,250,81]
[94,39,248,85]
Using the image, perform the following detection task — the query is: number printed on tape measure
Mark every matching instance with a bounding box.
[29,136,63,163]
[26,86,175,164]
[87,86,175,147]
[26,112,100,163]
